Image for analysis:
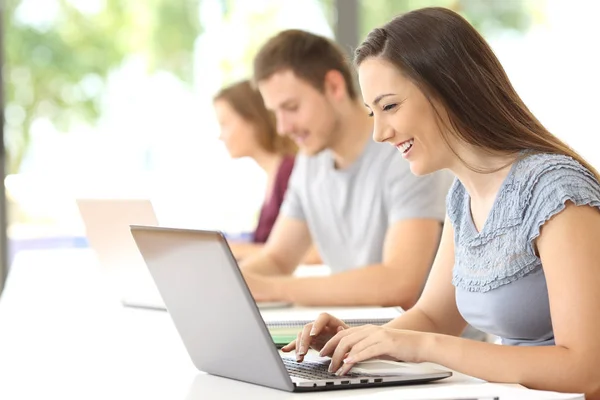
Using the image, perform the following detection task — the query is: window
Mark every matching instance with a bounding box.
[4,0,333,266]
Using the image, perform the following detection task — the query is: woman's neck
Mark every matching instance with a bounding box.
[252,150,284,190]
[449,145,520,201]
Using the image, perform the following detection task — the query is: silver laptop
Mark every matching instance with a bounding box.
[76,198,166,310]
[130,225,452,392]
[77,199,290,312]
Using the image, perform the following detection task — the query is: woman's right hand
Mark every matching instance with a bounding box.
[281,313,349,362]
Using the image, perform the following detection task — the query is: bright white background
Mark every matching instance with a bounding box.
[5,0,600,266]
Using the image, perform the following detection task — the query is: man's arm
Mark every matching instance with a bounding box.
[270,218,441,308]
[230,241,321,263]
[240,215,312,276]
[301,243,322,265]
[228,242,264,261]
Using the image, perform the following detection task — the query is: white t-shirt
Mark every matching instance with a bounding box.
[281,139,451,273]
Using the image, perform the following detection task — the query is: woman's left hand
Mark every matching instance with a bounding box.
[319,325,430,376]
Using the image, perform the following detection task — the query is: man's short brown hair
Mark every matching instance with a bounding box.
[253,29,358,99]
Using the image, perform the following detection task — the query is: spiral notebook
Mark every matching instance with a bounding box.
[260,306,403,347]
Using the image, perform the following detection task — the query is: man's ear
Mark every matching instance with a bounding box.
[323,70,348,101]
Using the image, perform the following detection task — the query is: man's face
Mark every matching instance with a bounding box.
[258,70,339,156]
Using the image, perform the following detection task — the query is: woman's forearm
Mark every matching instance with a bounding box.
[422,333,600,398]
[385,307,450,334]
[385,307,466,336]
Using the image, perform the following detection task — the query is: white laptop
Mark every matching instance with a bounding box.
[76,199,290,311]
[76,198,166,310]
[130,225,452,392]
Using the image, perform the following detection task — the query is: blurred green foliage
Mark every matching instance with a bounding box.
[3,0,202,174]
[3,0,542,174]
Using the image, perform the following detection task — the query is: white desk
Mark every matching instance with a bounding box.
[0,249,582,400]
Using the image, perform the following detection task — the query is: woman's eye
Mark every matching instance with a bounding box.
[383,103,397,112]
[367,110,374,117]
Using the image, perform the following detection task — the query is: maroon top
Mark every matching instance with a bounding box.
[253,156,295,243]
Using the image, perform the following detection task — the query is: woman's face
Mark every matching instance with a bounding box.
[358,57,452,176]
[213,99,259,159]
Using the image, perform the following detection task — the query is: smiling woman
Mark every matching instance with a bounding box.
[358,56,455,176]
[287,7,600,398]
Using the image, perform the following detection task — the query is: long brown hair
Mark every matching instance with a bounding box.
[214,80,297,156]
[354,7,600,179]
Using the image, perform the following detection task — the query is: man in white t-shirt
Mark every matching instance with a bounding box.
[240,29,451,309]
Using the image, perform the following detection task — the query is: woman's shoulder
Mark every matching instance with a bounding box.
[509,152,600,247]
[279,154,296,174]
[513,152,600,210]
[514,152,592,181]
[446,152,600,227]
[275,155,296,187]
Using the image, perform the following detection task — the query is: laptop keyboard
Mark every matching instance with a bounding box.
[283,357,360,380]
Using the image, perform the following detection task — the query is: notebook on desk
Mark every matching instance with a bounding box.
[130,225,451,392]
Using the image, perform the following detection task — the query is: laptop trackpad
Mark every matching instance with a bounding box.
[351,360,422,376]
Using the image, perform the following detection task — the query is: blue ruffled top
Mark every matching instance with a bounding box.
[448,152,600,345]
